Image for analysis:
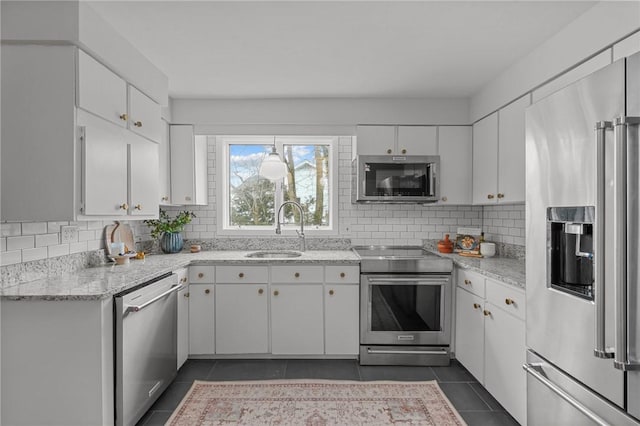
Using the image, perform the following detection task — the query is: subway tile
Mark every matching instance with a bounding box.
[1,250,22,266]
[7,235,35,251]
[1,223,22,237]
[22,247,48,262]
[69,241,87,254]
[47,221,69,233]
[48,244,70,258]
[21,222,47,235]
[35,233,59,247]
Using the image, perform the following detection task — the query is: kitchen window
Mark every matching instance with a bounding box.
[216,136,338,235]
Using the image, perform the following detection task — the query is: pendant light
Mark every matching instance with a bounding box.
[259,139,288,181]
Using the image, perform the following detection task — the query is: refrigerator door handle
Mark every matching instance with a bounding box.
[594,121,614,359]
[613,116,640,371]
[524,363,610,426]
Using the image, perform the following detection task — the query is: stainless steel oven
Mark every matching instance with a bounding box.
[354,246,453,366]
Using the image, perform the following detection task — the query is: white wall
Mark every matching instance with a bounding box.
[471,1,640,121]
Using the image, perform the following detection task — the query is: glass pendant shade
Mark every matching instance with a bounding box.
[259,147,288,180]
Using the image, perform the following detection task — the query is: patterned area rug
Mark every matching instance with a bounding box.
[166,379,467,425]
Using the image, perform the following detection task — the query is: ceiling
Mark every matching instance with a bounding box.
[89,1,596,99]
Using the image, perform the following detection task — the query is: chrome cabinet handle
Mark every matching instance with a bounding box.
[125,285,180,314]
[524,363,609,426]
[594,121,614,359]
[613,116,640,370]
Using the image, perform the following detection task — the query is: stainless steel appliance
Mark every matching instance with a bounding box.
[115,273,180,426]
[354,246,453,365]
[352,155,440,203]
[525,51,640,425]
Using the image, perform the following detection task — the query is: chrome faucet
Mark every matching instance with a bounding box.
[275,201,305,252]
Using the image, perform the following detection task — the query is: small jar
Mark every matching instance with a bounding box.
[190,244,202,253]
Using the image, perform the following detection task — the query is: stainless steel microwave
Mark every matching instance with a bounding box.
[352,155,440,203]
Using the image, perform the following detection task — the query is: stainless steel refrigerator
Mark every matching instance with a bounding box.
[525,51,640,425]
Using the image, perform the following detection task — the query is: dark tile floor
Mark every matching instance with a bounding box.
[137,359,520,426]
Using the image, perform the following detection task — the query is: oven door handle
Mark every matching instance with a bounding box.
[367,277,448,285]
[367,348,449,355]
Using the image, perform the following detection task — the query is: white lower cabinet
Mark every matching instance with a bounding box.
[271,284,324,355]
[176,269,189,369]
[324,282,359,355]
[215,284,269,354]
[455,269,526,425]
[188,283,215,355]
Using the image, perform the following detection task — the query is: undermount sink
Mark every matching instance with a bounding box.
[245,250,303,258]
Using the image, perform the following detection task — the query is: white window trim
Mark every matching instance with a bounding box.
[216,135,339,237]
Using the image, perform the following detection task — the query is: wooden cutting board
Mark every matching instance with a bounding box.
[105,222,136,256]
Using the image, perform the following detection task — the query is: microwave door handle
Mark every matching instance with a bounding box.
[614,116,640,371]
[594,121,613,359]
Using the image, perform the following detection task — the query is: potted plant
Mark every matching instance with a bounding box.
[144,209,196,254]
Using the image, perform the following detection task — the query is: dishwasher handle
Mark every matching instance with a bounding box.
[125,285,181,314]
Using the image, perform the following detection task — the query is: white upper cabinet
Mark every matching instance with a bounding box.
[437,126,472,205]
[356,125,437,155]
[497,95,530,204]
[77,50,128,128]
[170,125,208,205]
[158,120,172,204]
[128,85,162,143]
[128,133,160,217]
[472,95,529,205]
[472,112,499,204]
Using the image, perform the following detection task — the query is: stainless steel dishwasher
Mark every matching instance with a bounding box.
[114,272,179,426]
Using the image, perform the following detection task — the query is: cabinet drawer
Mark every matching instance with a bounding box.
[457,269,485,298]
[486,279,525,320]
[175,267,189,287]
[325,265,360,284]
[216,266,269,283]
[189,265,215,283]
[271,265,324,283]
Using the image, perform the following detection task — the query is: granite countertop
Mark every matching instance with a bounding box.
[425,249,525,289]
[0,250,360,301]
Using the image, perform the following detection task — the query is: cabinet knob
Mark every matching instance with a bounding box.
[441,196,448,202]
[329,289,335,296]
[473,303,481,309]
[401,148,407,154]
[184,292,190,298]
[161,196,169,202]
[464,279,471,285]
[258,288,264,295]
[294,272,300,278]
[119,203,129,210]
[273,290,279,296]
[181,277,187,283]
[134,121,143,127]
[198,272,204,278]
[505,298,515,305]
[497,193,505,199]
[340,272,346,278]
[239,272,245,278]
[386,149,392,154]
[119,113,128,121]
[205,288,210,295]
[483,310,491,317]
[134,204,142,210]
[487,194,495,199]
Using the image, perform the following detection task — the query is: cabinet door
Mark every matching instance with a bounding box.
[472,112,498,204]
[324,284,359,355]
[81,116,128,216]
[498,95,530,204]
[170,125,196,204]
[397,126,437,155]
[128,85,162,143]
[177,283,189,369]
[455,287,485,382]
[356,125,396,155]
[159,120,171,204]
[188,284,215,355]
[128,134,160,217]
[271,284,324,354]
[438,126,472,204]
[76,50,127,128]
[484,303,526,425]
[193,135,209,205]
[215,284,269,354]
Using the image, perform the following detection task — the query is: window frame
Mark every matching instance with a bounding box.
[216,135,339,236]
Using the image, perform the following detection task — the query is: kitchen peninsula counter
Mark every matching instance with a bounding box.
[0,250,360,301]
